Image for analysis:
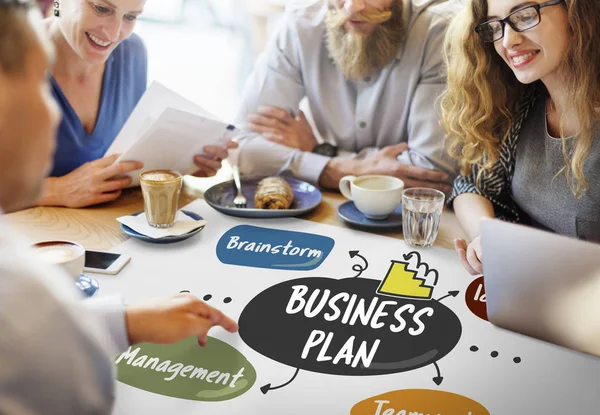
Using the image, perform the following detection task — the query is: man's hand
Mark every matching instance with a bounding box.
[319,142,452,192]
[454,237,483,275]
[192,141,238,177]
[358,143,452,192]
[41,154,143,208]
[125,293,239,347]
[248,106,318,152]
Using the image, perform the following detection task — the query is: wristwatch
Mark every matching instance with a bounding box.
[312,143,338,157]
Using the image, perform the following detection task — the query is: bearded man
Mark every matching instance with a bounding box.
[234,0,461,190]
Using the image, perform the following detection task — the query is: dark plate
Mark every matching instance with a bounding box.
[337,201,403,229]
[204,177,322,218]
[120,210,205,244]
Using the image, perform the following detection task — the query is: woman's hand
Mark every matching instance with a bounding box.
[41,154,143,208]
[192,141,238,177]
[125,293,238,347]
[454,237,483,275]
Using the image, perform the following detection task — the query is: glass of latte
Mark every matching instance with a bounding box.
[140,170,183,228]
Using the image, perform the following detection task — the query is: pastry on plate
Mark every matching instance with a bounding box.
[254,177,294,209]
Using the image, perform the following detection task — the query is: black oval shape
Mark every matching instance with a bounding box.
[239,277,462,376]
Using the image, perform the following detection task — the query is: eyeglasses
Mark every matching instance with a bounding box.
[475,0,565,43]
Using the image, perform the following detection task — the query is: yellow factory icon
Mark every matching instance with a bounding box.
[377,260,434,300]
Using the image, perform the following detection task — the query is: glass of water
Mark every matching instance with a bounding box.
[402,188,445,248]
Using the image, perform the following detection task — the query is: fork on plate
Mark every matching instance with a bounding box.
[232,165,247,208]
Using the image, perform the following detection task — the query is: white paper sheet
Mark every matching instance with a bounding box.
[105,81,237,187]
[97,199,600,415]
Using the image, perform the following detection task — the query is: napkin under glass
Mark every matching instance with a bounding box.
[117,211,206,239]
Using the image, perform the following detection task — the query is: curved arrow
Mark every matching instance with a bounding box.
[260,368,300,394]
[403,252,439,286]
[349,250,369,278]
[432,362,443,386]
[436,291,460,303]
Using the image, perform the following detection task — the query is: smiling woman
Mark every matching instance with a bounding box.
[440,0,600,274]
[31,0,234,209]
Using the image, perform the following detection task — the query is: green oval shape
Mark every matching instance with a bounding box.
[116,336,256,402]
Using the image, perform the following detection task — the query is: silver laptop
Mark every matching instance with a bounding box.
[481,219,600,357]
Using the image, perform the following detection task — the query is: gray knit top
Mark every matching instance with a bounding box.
[512,98,600,242]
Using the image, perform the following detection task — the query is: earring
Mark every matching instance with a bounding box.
[53,1,60,17]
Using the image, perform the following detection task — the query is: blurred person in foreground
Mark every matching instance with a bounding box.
[0,2,238,413]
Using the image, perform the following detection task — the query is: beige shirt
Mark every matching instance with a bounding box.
[235,0,461,184]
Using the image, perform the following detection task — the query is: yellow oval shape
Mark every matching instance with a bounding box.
[351,389,490,415]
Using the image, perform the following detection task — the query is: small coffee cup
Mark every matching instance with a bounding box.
[339,175,404,220]
[31,240,85,281]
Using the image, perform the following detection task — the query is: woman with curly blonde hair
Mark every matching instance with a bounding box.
[441,0,600,274]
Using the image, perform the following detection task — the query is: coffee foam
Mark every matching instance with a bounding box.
[35,244,82,264]
[356,177,402,191]
[142,172,178,182]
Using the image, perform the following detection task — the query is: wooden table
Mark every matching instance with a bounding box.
[4,182,466,251]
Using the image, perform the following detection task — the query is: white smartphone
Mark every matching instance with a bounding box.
[84,250,131,275]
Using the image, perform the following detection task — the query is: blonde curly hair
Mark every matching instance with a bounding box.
[441,0,600,196]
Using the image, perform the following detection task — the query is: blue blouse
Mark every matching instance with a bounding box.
[49,33,147,177]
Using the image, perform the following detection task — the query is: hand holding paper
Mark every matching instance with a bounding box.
[105,81,238,187]
[192,141,238,178]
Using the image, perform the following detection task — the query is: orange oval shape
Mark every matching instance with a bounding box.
[351,389,490,415]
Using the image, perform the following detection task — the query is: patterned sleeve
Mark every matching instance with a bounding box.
[447,155,521,222]
[447,90,538,222]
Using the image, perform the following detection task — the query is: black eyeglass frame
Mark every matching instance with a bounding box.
[475,0,565,43]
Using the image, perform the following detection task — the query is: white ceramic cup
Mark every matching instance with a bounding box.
[339,175,405,220]
[32,240,86,281]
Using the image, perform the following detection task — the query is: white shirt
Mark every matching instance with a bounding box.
[235,0,461,184]
[0,214,128,414]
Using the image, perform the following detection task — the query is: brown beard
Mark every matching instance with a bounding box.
[325,1,405,81]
